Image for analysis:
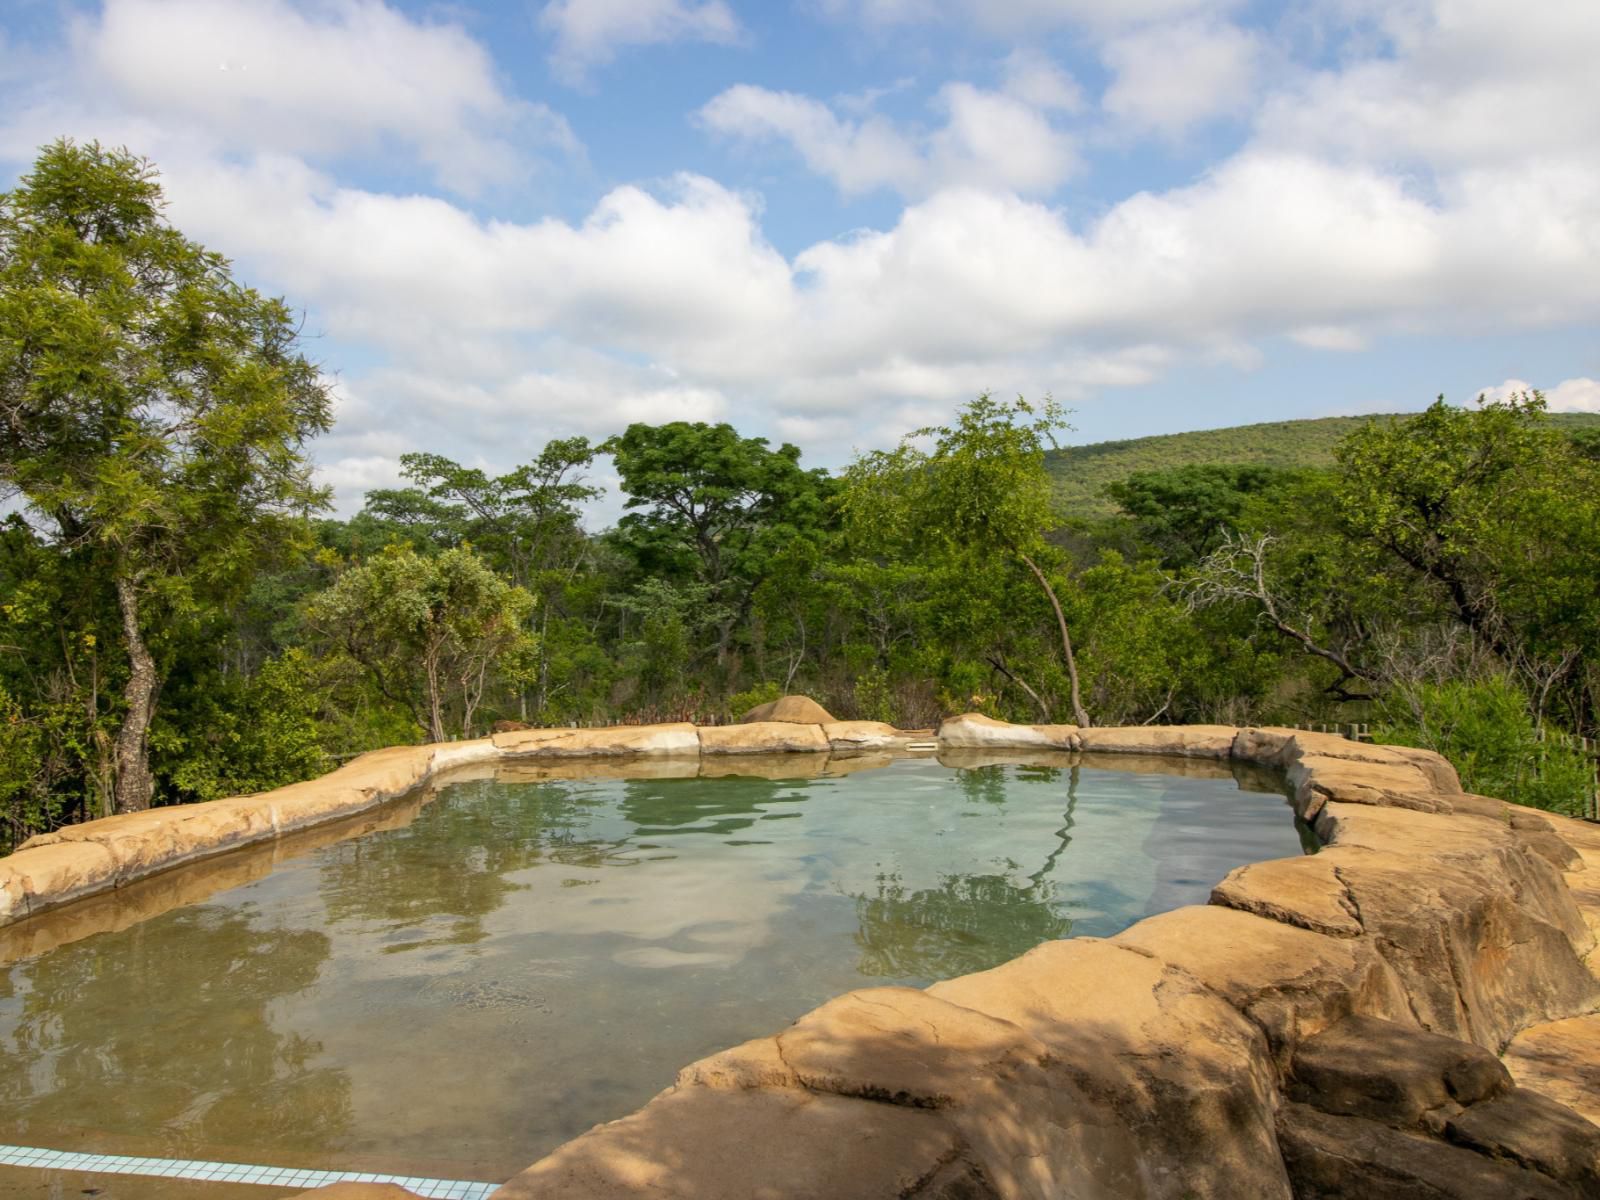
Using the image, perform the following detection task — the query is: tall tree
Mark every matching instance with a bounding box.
[0,140,332,812]
[604,422,832,669]
[840,395,1092,726]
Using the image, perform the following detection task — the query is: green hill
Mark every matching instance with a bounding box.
[1049,411,1600,518]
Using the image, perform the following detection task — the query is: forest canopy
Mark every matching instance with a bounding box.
[2,141,1597,849]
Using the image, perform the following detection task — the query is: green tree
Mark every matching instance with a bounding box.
[307,544,537,743]
[1336,393,1600,727]
[840,394,1091,725]
[0,140,332,812]
[604,421,832,670]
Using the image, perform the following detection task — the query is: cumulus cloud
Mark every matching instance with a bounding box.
[539,0,741,84]
[1477,378,1600,413]
[699,81,1076,197]
[61,0,568,189]
[4,0,1598,513]
[819,0,1238,35]
[1100,20,1262,136]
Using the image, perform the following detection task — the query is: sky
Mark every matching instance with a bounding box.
[1,0,1598,518]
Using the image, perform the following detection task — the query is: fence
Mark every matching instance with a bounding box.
[1293,722,1599,822]
[1537,727,1600,823]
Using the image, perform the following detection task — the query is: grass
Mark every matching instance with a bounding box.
[1048,411,1600,518]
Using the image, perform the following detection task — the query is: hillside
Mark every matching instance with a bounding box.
[1049,411,1600,518]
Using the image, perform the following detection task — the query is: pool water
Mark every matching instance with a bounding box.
[0,754,1308,1183]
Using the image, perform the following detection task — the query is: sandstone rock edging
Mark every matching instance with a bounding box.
[484,722,1600,1199]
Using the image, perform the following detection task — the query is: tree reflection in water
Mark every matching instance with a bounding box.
[0,905,350,1159]
[853,764,1080,980]
[315,778,612,949]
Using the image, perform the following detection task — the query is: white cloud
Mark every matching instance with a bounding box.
[1477,377,1600,413]
[64,0,564,189]
[1290,326,1369,352]
[819,0,1236,36]
[1256,1,1600,174]
[1100,20,1262,137]
[540,0,741,84]
[699,81,1076,197]
[1000,49,1083,112]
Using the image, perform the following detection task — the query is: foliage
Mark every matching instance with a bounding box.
[0,139,332,813]
[306,544,537,743]
[1375,675,1593,815]
[1048,410,1600,519]
[604,421,833,671]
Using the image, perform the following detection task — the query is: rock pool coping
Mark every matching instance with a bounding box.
[2,715,1596,1197]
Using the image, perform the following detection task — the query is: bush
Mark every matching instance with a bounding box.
[1375,675,1594,815]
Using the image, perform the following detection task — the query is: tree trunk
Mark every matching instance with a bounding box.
[1020,553,1091,728]
[113,574,157,813]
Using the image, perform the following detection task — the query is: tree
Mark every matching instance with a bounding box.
[840,395,1092,726]
[307,544,536,743]
[604,422,832,670]
[1336,394,1600,727]
[0,140,332,812]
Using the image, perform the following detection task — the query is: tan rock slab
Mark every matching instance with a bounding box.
[0,865,24,925]
[1112,904,1412,1066]
[936,713,1078,751]
[1232,728,1464,794]
[1277,1101,1573,1200]
[772,986,1052,1110]
[929,937,1292,1200]
[1210,852,1365,939]
[821,719,919,750]
[491,1084,984,1200]
[1504,1015,1600,1126]
[1443,1087,1600,1192]
[1286,754,1446,819]
[740,695,836,724]
[5,840,120,919]
[492,723,699,757]
[1287,1015,1511,1126]
[1325,848,1595,1049]
[697,722,829,755]
[1078,724,1237,758]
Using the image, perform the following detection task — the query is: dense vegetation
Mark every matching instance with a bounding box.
[2,142,1597,850]
[1048,412,1600,518]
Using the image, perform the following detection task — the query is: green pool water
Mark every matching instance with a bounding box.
[0,754,1308,1183]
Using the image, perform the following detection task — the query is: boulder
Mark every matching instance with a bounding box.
[698,721,830,755]
[1443,1088,1600,1193]
[1285,754,1448,820]
[1277,1101,1575,1199]
[936,713,1078,751]
[928,937,1292,1199]
[1287,1015,1511,1126]
[740,695,836,724]
[1243,809,1597,1050]
[1112,905,1412,1068]
[2,840,120,921]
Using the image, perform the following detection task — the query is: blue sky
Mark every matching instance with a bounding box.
[2,0,1598,515]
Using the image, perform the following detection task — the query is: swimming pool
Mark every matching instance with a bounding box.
[0,753,1308,1185]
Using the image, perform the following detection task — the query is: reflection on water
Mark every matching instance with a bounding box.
[0,756,1304,1181]
[0,907,349,1161]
